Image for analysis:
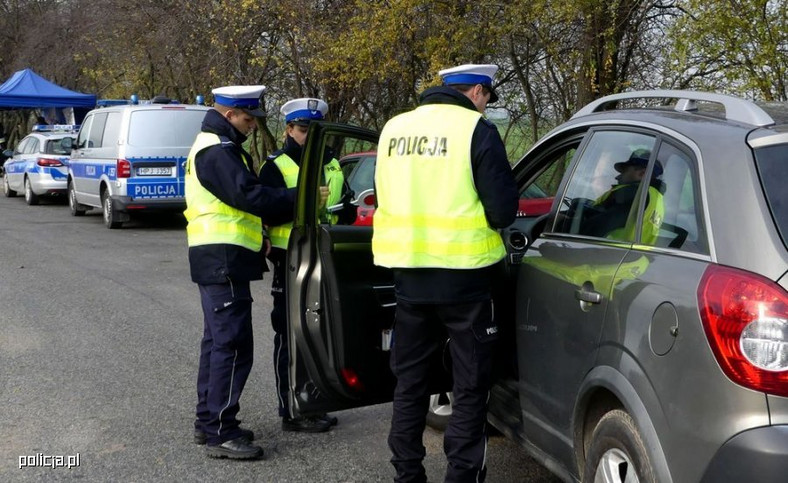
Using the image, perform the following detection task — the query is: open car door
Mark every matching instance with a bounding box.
[286,122,397,417]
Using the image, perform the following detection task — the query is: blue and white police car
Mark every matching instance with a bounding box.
[64,98,209,228]
[2,125,77,205]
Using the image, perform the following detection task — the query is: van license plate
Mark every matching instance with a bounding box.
[137,167,171,176]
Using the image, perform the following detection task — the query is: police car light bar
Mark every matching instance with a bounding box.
[32,124,80,133]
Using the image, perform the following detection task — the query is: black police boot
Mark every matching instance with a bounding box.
[194,427,255,445]
[316,413,338,426]
[206,437,264,460]
[282,415,331,433]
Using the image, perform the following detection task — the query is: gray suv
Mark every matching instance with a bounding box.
[279,91,788,482]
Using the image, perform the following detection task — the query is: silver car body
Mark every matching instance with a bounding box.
[3,128,76,202]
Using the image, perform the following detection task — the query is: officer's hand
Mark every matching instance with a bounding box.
[264,237,272,257]
[318,186,330,208]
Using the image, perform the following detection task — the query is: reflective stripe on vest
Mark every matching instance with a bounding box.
[372,104,506,269]
[184,132,263,250]
[268,154,343,249]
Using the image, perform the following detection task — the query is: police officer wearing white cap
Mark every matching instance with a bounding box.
[258,97,347,433]
[185,85,297,460]
[372,64,517,481]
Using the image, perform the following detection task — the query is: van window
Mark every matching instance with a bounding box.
[88,113,108,148]
[128,109,206,147]
[102,112,123,146]
[77,116,92,149]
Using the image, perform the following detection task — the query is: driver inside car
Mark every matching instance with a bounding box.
[580,149,665,244]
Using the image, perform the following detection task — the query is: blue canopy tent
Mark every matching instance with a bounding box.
[0,68,96,130]
[0,68,96,108]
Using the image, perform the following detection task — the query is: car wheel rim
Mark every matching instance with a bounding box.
[594,448,638,483]
[428,393,453,417]
[69,186,75,209]
[25,179,31,199]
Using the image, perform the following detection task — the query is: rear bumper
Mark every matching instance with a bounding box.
[31,177,67,195]
[111,196,185,213]
[701,425,788,482]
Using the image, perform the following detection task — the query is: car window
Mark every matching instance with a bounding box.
[341,158,358,180]
[45,137,74,155]
[128,109,205,147]
[77,115,93,149]
[88,112,108,148]
[15,137,31,155]
[103,112,123,146]
[555,130,657,242]
[648,142,708,254]
[25,138,39,154]
[347,155,376,194]
[753,144,788,249]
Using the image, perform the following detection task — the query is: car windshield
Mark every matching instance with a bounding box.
[348,155,376,194]
[128,109,206,147]
[753,144,788,249]
[45,137,73,155]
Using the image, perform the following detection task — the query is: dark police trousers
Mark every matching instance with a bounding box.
[389,299,496,483]
[268,248,291,417]
[194,280,254,445]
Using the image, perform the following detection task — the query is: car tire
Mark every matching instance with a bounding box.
[583,409,655,483]
[102,189,122,229]
[3,175,16,197]
[24,177,40,205]
[426,392,453,430]
[68,181,87,216]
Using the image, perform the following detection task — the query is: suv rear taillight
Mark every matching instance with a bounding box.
[698,265,788,397]
[37,157,63,167]
[117,159,131,178]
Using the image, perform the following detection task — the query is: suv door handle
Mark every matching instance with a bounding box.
[575,286,602,304]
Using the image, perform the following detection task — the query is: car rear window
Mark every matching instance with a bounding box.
[128,109,205,147]
[45,138,73,155]
[753,144,788,248]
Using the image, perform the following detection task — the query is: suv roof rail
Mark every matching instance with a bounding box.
[572,89,775,127]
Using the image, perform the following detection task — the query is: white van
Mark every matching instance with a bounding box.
[66,101,209,228]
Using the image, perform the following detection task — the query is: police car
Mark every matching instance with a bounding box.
[2,125,77,205]
[64,98,209,228]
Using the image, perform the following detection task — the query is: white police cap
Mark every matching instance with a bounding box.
[281,98,328,125]
[212,85,267,117]
[438,64,499,103]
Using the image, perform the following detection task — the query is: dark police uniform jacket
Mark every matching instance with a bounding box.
[188,109,295,284]
[390,87,518,304]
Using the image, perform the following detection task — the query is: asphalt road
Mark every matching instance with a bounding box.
[0,193,560,482]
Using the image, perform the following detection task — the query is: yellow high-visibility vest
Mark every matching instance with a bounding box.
[373,104,505,268]
[267,153,343,249]
[595,184,665,245]
[184,132,263,251]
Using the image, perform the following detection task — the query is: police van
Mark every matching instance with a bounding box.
[65,98,209,228]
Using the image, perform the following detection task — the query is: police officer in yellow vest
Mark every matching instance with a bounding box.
[373,64,518,482]
[585,149,665,244]
[257,97,343,433]
[185,85,296,460]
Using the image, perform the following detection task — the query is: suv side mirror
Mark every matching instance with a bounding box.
[60,137,74,152]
